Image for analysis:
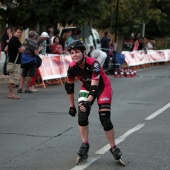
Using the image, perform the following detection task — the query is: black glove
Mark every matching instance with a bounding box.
[69,107,77,117]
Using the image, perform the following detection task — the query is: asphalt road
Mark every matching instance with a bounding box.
[0,61,170,170]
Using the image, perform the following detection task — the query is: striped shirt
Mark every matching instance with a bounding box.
[23,38,38,56]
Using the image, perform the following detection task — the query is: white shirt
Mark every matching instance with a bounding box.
[146,42,153,50]
[90,50,107,67]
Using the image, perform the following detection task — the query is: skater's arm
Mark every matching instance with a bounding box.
[68,93,75,107]
[87,60,100,102]
[65,80,77,117]
[65,80,75,107]
[87,79,99,102]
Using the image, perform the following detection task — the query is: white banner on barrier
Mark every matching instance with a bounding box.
[122,50,170,66]
[39,54,72,80]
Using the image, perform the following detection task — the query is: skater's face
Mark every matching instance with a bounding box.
[70,49,83,63]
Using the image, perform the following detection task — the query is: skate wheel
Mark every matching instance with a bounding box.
[76,156,81,165]
[75,155,88,165]
[119,157,126,166]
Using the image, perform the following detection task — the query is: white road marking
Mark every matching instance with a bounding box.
[95,123,145,155]
[70,157,100,170]
[145,102,170,120]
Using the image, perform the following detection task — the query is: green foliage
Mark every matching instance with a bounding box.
[94,0,170,37]
[0,0,169,37]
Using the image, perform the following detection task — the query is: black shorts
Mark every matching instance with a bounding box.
[21,64,36,78]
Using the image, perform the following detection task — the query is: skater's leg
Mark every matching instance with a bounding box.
[99,109,115,147]
[79,125,89,143]
[78,100,90,144]
[105,128,115,148]
[99,109,124,162]
[76,100,90,165]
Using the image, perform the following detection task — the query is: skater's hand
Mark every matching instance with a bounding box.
[79,101,91,113]
[69,107,77,117]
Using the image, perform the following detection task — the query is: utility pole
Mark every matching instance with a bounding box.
[142,21,145,38]
[113,0,119,71]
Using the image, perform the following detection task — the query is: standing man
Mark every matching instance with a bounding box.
[38,32,49,54]
[101,31,110,71]
[7,26,25,99]
[65,40,125,165]
[17,30,39,93]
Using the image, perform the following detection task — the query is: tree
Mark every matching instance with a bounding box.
[0,0,169,38]
[93,0,170,38]
[0,0,109,29]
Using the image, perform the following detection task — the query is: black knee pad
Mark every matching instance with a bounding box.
[99,111,113,131]
[78,102,89,126]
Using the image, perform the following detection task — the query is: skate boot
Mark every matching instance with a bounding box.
[76,143,89,165]
[110,146,126,166]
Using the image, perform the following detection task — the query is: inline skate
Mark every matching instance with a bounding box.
[76,143,89,165]
[110,146,126,166]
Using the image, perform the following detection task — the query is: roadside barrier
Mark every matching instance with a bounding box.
[122,49,170,67]
[37,54,72,88]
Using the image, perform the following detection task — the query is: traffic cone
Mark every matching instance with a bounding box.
[130,69,134,77]
[126,71,130,77]
[114,70,118,78]
[133,69,137,76]
[120,70,124,78]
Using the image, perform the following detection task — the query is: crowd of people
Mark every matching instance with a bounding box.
[0,25,85,99]
[131,33,156,51]
[1,25,156,99]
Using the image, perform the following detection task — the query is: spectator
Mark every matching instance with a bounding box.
[7,26,25,99]
[1,27,12,76]
[60,32,69,54]
[38,32,49,54]
[51,28,60,44]
[51,36,63,54]
[46,25,54,53]
[88,46,107,68]
[138,37,144,50]
[101,31,110,71]
[108,39,114,57]
[17,30,39,93]
[29,33,44,92]
[74,29,82,40]
[132,33,140,51]
[146,38,154,50]
[67,30,73,45]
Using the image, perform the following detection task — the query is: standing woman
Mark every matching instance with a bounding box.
[1,27,12,76]
[51,36,63,54]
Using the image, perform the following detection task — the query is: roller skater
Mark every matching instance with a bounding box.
[65,40,125,166]
[76,143,89,165]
